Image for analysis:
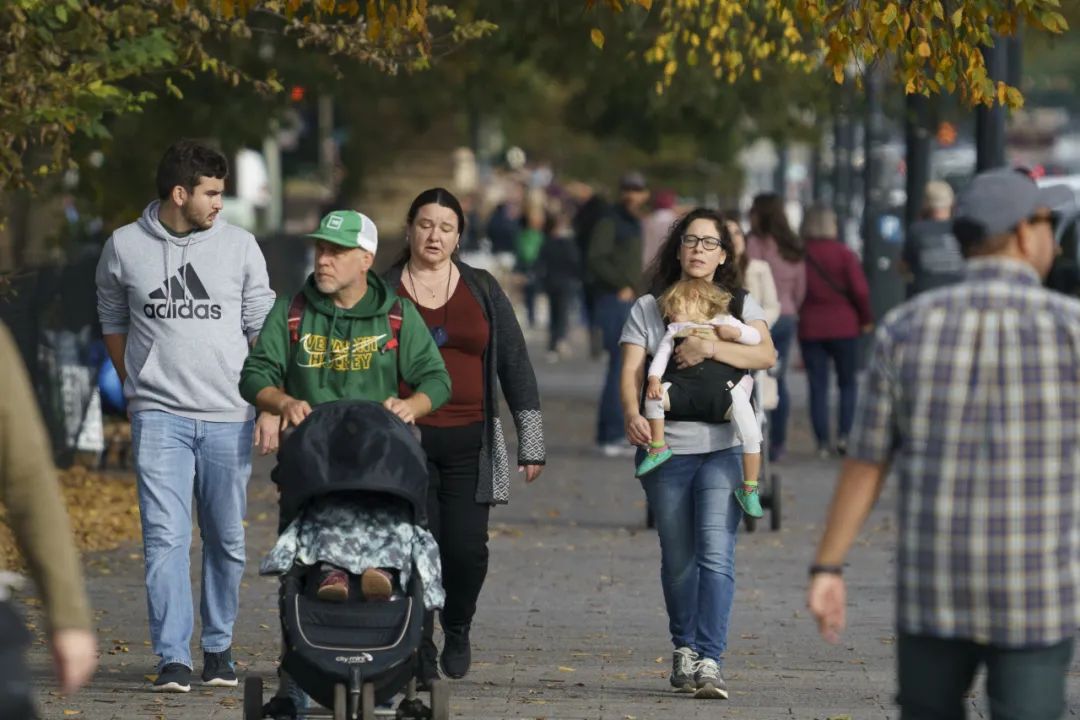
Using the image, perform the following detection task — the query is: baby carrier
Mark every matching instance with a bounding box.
[645,288,752,423]
[245,400,450,720]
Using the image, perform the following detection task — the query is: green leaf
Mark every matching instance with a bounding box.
[54,5,67,22]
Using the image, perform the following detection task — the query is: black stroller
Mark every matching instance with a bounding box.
[244,400,451,720]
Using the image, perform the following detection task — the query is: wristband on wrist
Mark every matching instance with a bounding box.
[808,563,844,577]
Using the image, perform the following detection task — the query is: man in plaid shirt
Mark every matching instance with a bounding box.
[808,168,1078,719]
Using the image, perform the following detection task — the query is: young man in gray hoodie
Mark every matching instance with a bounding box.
[95,139,275,693]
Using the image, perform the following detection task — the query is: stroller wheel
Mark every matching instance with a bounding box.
[361,682,376,719]
[429,678,451,720]
[333,683,347,720]
[243,675,264,720]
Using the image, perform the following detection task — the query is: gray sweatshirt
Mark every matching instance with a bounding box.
[95,201,275,421]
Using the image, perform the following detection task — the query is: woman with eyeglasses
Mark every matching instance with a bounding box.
[385,187,546,688]
[619,208,776,699]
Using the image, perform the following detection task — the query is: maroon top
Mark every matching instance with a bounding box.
[799,238,873,341]
[398,281,489,427]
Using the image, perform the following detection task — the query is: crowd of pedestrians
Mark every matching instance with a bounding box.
[1,135,1079,720]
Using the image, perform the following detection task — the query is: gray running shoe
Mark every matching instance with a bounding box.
[692,658,728,699]
[669,646,697,692]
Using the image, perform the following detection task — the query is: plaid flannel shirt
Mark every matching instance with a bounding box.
[850,257,1080,647]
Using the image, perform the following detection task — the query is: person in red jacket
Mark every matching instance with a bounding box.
[797,206,873,458]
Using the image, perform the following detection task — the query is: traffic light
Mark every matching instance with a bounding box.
[936,121,957,147]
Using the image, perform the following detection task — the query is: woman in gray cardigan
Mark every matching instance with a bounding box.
[384,187,546,688]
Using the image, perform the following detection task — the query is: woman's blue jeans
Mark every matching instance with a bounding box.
[639,446,742,663]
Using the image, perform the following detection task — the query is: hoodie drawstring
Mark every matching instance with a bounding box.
[321,307,340,389]
[164,242,172,304]
[179,240,190,300]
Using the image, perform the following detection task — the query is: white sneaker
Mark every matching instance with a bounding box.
[600,443,635,458]
[692,658,728,699]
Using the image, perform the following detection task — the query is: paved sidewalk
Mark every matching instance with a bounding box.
[24,342,1080,719]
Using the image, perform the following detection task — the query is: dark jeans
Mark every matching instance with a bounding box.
[0,601,36,719]
[768,314,797,452]
[546,283,576,352]
[800,336,860,448]
[420,422,489,630]
[897,633,1074,720]
[595,292,634,445]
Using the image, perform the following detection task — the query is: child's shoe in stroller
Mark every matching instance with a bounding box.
[361,568,394,601]
[635,444,673,477]
[734,484,764,518]
[317,568,350,602]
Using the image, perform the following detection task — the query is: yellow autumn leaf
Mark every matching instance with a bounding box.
[833,64,844,84]
[590,28,605,49]
[917,42,931,58]
[996,81,1007,106]
[880,3,898,26]
[951,8,963,28]
[558,665,576,672]
[1005,86,1024,109]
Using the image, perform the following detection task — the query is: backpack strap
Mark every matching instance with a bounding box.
[382,299,403,353]
[287,292,307,344]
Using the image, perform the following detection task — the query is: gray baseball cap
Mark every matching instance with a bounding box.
[953,169,1074,238]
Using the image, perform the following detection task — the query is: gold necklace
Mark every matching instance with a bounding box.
[407,263,452,301]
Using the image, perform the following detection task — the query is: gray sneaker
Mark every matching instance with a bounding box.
[669,647,697,692]
[692,658,728,699]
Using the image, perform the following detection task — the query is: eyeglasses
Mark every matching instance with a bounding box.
[681,234,722,250]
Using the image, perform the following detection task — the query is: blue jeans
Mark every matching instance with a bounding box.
[768,314,797,452]
[800,337,860,447]
[595,292,633,445]
[639,447,742,663]
[131,410,253,670]
[897,633,1074,720]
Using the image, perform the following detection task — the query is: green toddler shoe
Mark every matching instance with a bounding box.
[636,446,673,477]
[734,485,764,518]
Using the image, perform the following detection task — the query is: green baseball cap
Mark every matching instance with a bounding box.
[307,210,378,253]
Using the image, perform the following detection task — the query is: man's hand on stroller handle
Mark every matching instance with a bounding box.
[279,397,313,429]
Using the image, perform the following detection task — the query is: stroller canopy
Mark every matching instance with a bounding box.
[273,400,429,528]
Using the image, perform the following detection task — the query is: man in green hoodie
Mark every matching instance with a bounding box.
[241,209,450,435]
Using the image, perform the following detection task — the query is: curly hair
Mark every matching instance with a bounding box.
[657,278,733,323]
[644,207,739,297]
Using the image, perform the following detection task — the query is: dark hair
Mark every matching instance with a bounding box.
[719,209,750,288]
[750,193,803,262]
[397,187,467,266]
[155,139,228,201]
[644,207,738,297]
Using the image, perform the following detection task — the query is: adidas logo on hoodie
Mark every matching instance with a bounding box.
[143,263,223,320]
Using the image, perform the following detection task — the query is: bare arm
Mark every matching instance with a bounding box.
[254,386,291,415]
[813,459,889,566]
[102,333,127,383]
[807,459,889,644]
[620,343,652,446]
